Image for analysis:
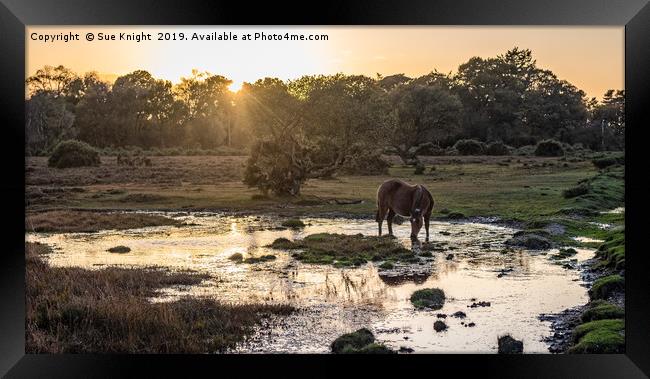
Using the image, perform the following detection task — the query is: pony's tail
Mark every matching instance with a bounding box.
[375,209,381,222]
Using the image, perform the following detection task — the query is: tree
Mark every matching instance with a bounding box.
[74,77,112,147]
[240,74,391,195]
[25,92,76,154]
[174,70,234,148]
[109,70,176,147]
[386,74,462,163]
[526,69,588,141]
[26,65,78,98]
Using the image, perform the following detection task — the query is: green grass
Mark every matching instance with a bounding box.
[26,155,600,221]
[580,300,624,322]
[568,319,625,354]
[589,275,625,300]
[268,233,413,266]
[559,164,624,215]
[594,228,626,270]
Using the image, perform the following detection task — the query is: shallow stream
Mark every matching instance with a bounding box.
[26,212,593,353]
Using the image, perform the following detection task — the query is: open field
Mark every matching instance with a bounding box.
[27,154,601,221]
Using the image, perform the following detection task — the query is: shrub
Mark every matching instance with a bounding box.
[48,140,101,168]
[453,139,485,155]
[414,142,445,156]
[534,139,564,157]
[338,146,390,175]
[592,154,624,169]
[514,145,536,156]
[414,162,425,175]
[485,142,511,156]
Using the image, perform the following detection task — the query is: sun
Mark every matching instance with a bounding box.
[228,81,243,92]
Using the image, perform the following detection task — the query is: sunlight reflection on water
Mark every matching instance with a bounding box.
[26,212,592,353]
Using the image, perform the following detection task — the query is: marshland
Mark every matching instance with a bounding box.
[24,47,625,354]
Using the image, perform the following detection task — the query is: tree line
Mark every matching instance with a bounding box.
[27,48,624,195]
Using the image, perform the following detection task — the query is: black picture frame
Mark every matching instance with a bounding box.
[2,0,648,377]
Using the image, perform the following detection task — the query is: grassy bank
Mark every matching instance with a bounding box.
[26,210,182,233]
[26,242,293,353]
[565,223,626,354]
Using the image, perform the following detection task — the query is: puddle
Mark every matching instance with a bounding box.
[572,236,605,244]
[601,207,624,214]
[26,212,593,353]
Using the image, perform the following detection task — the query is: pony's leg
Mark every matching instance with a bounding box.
[376,207,387,236]
[387,209,396,236]
[424,211,431,242]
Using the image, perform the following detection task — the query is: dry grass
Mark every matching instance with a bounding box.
[25,210,182,233]
[26,242,294,353]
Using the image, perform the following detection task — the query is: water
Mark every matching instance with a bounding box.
[26,212,593,353]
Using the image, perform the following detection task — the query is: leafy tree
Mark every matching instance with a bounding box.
[109,70,176,147]
[386,73,462,163]
[241,74,391,195]
[26,65,78,98]
[25,92,76,154]
[174,70,234,148]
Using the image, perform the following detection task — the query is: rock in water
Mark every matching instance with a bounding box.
[434,320,448,332]
[498,335,523,354]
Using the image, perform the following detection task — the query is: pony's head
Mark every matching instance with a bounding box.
[410,210,423,238]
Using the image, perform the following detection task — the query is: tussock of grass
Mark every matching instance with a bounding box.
[551,248,578,260]
[242,255,276,264]
[107,245,131,253]
[26,242,293,353]
[589,275,624,300]
[410,288,445,310]
[568,319,624,354]
[268,233,413,266]
[331,328,394,354]
[281,218,305,228]
[594,229,625,270]
[26,210,181,233]
[580,300,624,322]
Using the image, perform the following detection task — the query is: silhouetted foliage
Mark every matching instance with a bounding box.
[534,139,564,157]
[48,140,100,168]
[26,48,623,163]
[454,139,485,155]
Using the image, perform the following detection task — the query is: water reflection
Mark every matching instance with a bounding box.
[26,212,592,353]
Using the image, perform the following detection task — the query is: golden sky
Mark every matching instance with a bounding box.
[27,26,623,99]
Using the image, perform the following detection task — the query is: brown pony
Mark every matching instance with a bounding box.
[376,179,434,240]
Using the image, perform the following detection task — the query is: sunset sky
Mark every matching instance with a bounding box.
[27,26,623,99]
